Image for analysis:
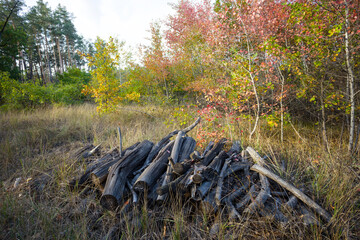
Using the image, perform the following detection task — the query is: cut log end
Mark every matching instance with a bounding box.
[100,195,118,211]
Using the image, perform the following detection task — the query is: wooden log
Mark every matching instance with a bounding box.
[157,131,186,202]
[133,130,177,175]
[246,147,267,166]
[177,168,194,192]
[235,184,257,209]
[215,159,230,206]
[133,141,174,193]
[227,140,242,156]
[69,148,119,188]
[223,162,251,178]
[82,144,101,159]
[203,150,229,181]
[223,179,250,205]
[201,141,214,158]
[100,140,153,210]
[192,164,206,184]
[190,180,215,201]
[156,174,186,196]
[177,137,196,163]
[173,159,192,175]
[90,158,119,190]
[250,164,332,222]
[243,173,270,214]
[202,138,227,166]
[126,180,138,204]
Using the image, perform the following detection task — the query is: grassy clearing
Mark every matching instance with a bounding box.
[0,104,359,239]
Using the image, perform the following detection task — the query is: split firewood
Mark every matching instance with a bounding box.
[250,164,332,222]
[133,130,178,175]
[227,140,242,156]
[90,158,119,191]
[126,180,138,204]
[156,174,186,196]
[177,168,195,192]
[202,138,227,166]
[190,180,215,201]
[157,131,185,202]
[201,141,214,159]
[203,150,229,181]
[133,141,174,193]
[173,159,192,175]
[101,140,153,210]
[215,159,231,206]
[69,148,119,189]
[192,164,206,184]
[223,162,251,178]
[178,137,196,163]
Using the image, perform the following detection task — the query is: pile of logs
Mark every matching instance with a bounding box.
[69,117,332,226]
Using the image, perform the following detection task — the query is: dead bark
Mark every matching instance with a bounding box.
[202,138,227,166]
[243,173,270,214]
[250,164,332,222]
[177,137,196,163]
[203,150,229,181]
[190,180,215,201]
[215,159,231,206]
[201,141,214,158]
[133,141,174,193]
[101,140,153,210]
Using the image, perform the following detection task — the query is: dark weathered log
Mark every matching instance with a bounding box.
[173,159,192,175]
[299,205,320,226]
[215,159,230,206]
[91,158,119,190]
[203,150,229,181]
[283,194,299,210]
[177,137,196,163]
[260,198,289,223]
[190,180,215,201]
[177,168,194,192]
[100,140,153,210]
[69,148,119,188]
[156,174,186,195]
[201,141,214,158]
[134,130,179,175]
[250,164,332,222]
[223,179,250,205]
[227,140,242,156]
[235,184,257,209]
[243,173,270,214]
[133,141,174,193]
[192,164,206,184]
[224,162,251,178]
[126,180,138,204]
[157,131,186,202]
[246,147,267,166]
[202,138,227,166]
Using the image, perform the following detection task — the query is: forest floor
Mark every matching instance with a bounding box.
[0,104,359,239]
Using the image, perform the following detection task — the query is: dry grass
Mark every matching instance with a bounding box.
[0,104,359,239]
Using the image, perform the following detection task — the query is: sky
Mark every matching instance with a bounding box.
[23,0,179,47]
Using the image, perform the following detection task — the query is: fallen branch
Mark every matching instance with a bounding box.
[250,164,332,222]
